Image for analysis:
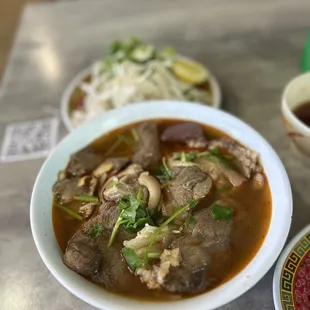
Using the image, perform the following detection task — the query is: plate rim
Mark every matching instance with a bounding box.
[273,224,310,310]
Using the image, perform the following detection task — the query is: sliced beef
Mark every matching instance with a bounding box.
[102,164,144,201]
[191,208,232,252]
[92,236,134,291]
[52,176,97,204]
[170,236,211,270]
[208,138,259,178]
[132,122,160,169]
[161,122,208,148]
[63,233,101,277]
[64,201,135,292]
[195,155,246,188]
[161,236,212,294]
[161,202,235,294]
[163,166,212,217]
[162,266,211,294]
[63,232,133,292]
[194,157,228,188]
[82,200,119,232]
[66,148,105,177]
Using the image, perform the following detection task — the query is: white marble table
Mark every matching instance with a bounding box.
[1,0,310,309]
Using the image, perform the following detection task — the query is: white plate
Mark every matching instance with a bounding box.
[31,101,292,310]
[61,62,222,132]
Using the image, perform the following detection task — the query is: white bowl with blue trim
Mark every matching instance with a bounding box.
[31,101,292,310]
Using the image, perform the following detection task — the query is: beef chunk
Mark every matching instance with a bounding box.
[162,267,211,294]
[132,122,160,169]
[208,138,258,178]
[64,202,134,292]
[161,236,212,294]
[66,149,105,177]
[82,200,119,232]
[63,232,133,292]
[52,176,97,204]
[163,166,212,217]
[195,154,246,188]
[161,122,208,148]
[102,164,144,201]
[92,236,134,291]
[161,202,235,294]
[63,234,101,277]
[191,208,232,252]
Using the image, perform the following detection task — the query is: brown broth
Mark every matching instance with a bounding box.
[293,101,310,127]
[52,119,272,301]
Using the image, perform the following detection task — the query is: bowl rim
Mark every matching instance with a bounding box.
[60,61,222,132]
[31,101,292,310]
[281,72,310,137]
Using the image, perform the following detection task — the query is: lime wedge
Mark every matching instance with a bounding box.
[172,57,209,84]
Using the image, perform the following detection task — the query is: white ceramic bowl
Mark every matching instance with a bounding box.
[60,63,222,132]
[282,72,310,163]
[31,101,292,310]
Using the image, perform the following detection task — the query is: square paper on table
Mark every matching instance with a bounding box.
[0,118,59,163]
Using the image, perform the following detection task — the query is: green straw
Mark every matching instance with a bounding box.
[301,32,310,72]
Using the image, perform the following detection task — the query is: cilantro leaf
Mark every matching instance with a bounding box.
[211,204,234,221]
[188,198,198,208]
[108,192,154,246]
[157,157,172,181]
[122,248,143,271]
[87,224,103,238]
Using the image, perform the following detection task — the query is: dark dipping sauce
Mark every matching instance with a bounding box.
[52,119,271,301]
[293,101,310,127]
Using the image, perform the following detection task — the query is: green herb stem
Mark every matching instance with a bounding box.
[108,218,128,247]
[106,180,119,189]
[147,252,161,259]
[55,202,83,221]
[103,138,123,158]
[131,128,139,142]
[73,195,99,203]
[144,203,190,262]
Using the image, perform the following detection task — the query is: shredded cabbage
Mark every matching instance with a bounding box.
[71,59,211,128]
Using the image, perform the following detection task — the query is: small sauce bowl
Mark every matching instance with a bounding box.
[282,72,310,162]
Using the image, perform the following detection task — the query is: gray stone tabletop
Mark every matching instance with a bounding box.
[1,0,310,309]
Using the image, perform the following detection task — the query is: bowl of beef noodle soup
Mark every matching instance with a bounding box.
[30,101,292,310]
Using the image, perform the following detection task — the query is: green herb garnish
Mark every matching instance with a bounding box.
[122,248,143,271]
[130,128,139,142]
[54,201,83,221]
[108,193,154,247]
[108,40,122,55]
[158,46,175,60]
[103,132,138,158]
[147,252,161,259]
[87,223,103,238]
[209,148,237,170]
[211,204,234,221]
[106,180,119,189]
[172,151,198,162]
[73,195,99,203]
[157,157,173,181]
[116,134,137,147]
